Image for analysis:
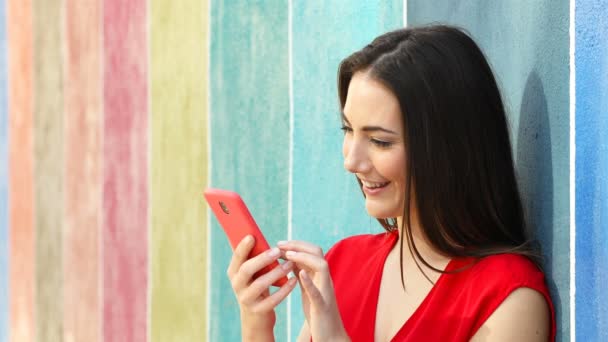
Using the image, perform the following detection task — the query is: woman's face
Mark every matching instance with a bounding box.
[342,71,407,219]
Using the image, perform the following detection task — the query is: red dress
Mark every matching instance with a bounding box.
[324,232,556,341]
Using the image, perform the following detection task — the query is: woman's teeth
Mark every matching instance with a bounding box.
[362,180,389,189]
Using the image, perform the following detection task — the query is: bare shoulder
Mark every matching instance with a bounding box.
[471,287,550,341]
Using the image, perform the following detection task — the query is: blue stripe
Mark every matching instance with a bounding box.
[575,0,608,340]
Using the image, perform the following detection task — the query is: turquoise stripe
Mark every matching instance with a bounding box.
[0,0,8,340]
[209,1,289,341]
[290,1,402,339]
[408,1,570,339]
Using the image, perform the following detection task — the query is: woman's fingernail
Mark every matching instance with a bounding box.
[282,261,293,270]
[277,240,287,246]
[245,235,254,243]
[285,251,296,258]
[267,247,280,257]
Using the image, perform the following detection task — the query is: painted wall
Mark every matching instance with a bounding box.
[209,2,289,340]
[33,1,64,339]
[103,1,149,341]
[0,0,7,340]
[0,1,605,341]
[63,1,101,341]
[7,0,35,340]
[289,2,403,339]
[407,2,571,340]
[575,0,608,340]
[150,0,208,340]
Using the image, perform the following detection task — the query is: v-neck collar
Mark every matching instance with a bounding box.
[367,232,458,342]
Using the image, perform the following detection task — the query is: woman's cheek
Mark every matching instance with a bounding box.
[378,150,406,180]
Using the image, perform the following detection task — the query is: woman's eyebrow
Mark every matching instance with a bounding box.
[342,112,398,135]
[361,126,398,135]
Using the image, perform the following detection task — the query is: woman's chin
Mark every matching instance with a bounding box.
[365,204,399,220]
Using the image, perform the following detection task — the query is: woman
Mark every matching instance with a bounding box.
[227,25,555,341]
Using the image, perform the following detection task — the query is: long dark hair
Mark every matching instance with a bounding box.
[338,25,540,285]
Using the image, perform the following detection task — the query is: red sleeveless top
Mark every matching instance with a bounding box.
[324,232,556,341]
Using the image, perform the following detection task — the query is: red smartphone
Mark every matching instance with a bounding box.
[204,188,288,287]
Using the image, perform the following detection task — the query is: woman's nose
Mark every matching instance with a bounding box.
[343,142,370,174]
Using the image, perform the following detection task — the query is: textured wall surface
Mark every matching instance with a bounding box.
[290,2,403,338]
[575,0,608,340]
[103,1,148,340]
[150,0,208,341]
[209,1,290,340]
[7,0,35,340]
[0,1,605,341]
[407,2,570,339]
[33,0,64,340]
[63,1,102,341]
[0,0,7,340]
[32,0,64,341]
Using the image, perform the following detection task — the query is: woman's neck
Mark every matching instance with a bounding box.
[395,216,450,269]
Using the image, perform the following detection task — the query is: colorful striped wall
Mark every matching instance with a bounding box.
[0,1,605,341]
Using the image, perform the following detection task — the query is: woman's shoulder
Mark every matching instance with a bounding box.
[458,254,555,341]
[447,253,551,315]
[443,254,554,340]
[465,253,545,284]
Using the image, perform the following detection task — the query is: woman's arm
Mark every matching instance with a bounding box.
[470,287,550,341]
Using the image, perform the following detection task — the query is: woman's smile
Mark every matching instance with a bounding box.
[359,178,391,195]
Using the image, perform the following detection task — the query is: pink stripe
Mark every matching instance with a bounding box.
[103,1,148,341]
[7,0,35,340]
[64,1,101,341]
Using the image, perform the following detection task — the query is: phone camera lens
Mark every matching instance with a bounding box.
[219,201,230,214]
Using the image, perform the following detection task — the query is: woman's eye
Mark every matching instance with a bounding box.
[371,139,392,148]
[340,125,353,134]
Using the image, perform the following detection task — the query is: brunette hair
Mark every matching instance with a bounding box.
[337,25,540,285]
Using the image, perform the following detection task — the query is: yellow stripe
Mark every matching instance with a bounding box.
[149,0,209,340]
[33,0,64,340]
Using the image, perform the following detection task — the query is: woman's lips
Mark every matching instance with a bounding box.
[362,181,390,196]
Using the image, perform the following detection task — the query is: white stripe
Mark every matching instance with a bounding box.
[287,0,294,340]
[569,0,576,340]
[206,1,213,341]
[403,0,408,27]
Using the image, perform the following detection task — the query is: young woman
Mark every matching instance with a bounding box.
[227,25,555,341]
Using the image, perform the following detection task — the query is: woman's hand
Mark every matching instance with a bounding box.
[278,241,350,342]
[227,235,298,341]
